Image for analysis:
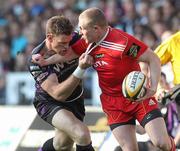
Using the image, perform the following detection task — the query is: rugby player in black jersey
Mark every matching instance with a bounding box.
[28,15,94,151]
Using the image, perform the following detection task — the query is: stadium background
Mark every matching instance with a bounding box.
[0,0,179,150]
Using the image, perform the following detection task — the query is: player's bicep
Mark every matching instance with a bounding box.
[138,48,155,63]
[138,48,161,71]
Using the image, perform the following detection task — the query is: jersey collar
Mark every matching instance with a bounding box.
[85,27,110,54]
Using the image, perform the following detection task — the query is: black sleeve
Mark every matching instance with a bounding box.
[28,59,54,84]
[28,41,54,84]
[69,31,82,46]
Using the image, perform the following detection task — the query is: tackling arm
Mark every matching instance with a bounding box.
[41,53,93,101]
[32,47,79,66]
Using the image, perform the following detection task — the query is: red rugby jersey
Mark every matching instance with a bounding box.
[72,27,148,96]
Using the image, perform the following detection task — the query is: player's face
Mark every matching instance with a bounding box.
[49,34,72,56]
[78,18,97,44]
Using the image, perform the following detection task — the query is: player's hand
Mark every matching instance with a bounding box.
[78,53,94,69]
[156,88,167,102]
[32,54,46,66]
[135,87,156,102]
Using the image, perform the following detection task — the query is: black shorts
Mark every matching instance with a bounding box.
[33,93,85,126]
[110,109,162,130]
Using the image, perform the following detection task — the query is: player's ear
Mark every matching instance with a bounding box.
[93,25,100,33]
[93,25,98,30]
[47,33,53,42]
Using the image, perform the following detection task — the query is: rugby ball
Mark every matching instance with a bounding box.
[122,71,147,100]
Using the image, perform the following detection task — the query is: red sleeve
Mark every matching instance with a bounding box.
[71,38,88,56]
[123,32,148,59]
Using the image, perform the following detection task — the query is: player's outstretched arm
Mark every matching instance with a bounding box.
[41,53,93,101]
[32,47,78,66]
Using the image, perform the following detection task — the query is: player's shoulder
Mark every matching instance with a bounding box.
[108,27,130,41]
[69,31,82,46]
[111,27,127,35]
[170,31,180,44]
[28,59,51,82]
[28,40,46,68]
[32,40,46,55]
[104,27,129,46]
[172,31,180,39]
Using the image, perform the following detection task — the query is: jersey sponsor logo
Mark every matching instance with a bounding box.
[36,72,49,82]
[95,54,104,58]
[94,60,108,68]
[148,99,156,106]
[30,65,40,71]
[126,43,140,57]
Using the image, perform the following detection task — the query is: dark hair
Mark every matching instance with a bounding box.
[46,15,73,36]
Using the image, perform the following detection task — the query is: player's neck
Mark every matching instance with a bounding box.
[96,26,109,44]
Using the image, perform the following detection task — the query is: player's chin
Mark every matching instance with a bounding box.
[83,39,89,43]
[83,37,91,44]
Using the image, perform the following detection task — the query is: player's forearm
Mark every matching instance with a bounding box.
[41,74,82,101]
[52,75,81,101]
[149,54,161,91]
[44,54,67,65]
[139,48,161,91]
[44,53,92,101]
[48,66,86,101]
[45,51,78,65]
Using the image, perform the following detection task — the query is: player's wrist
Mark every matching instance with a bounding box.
[42,60,48,66]
[73,66,86,79]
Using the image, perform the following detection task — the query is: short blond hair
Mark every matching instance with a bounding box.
[80,7,108,27]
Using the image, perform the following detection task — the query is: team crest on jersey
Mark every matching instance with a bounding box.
[126,43,140,57]
[95,54,104,58]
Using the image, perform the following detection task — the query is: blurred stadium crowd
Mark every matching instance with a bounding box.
[0,0,179,104]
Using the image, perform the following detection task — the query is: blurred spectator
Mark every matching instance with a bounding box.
[134,25,158,49]
[9,21,28,58]
[162,0,176,26]
[119,0,140,35]
[0,73,5,105]
[151,21,167,41]
[136,1,149,25]
[148,6,162,26]
[0,41,14,71]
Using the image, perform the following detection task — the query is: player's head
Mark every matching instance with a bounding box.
[78,7,108,44]
[46,15,73,55]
